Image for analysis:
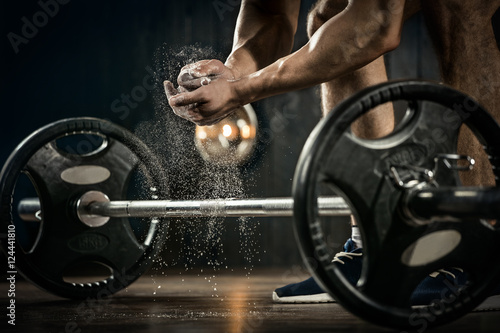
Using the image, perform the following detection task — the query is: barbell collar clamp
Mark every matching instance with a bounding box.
[76,191,111,227]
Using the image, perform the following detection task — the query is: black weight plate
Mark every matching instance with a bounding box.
[293,80,500,329]
[0,118,168,299]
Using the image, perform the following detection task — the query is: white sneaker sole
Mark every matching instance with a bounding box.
[272,292,500,311]
[474,295,500,311]
[272,291,335,304]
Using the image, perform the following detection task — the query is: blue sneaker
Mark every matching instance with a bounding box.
[273,239,500,309]
[411,268,468,306]
[412,268,500,311]
[272,238,362,303]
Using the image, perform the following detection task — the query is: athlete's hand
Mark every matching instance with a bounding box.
[164,59,241,125]
[164,77,242,126]
[176,59,236,90]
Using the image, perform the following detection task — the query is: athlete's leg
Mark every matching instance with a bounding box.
[308,0,421,138]
[422,0,500,186]
[307,0,394,138]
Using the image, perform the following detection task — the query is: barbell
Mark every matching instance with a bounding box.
[16,180,500,223]
[1,80,500,330]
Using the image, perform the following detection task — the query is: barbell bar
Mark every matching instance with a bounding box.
[17,186,500,226]
[17,193,352,225]
[81,194,352,219]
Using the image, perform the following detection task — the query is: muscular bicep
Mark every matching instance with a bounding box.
[312,0,406,54]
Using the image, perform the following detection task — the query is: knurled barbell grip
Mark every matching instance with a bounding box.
[17,195,352,222]
[87,196,352,218]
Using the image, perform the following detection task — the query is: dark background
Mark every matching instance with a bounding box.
[1,0,440,272]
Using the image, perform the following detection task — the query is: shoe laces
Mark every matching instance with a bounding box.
[332,251,362,264]
[429,268,464,279]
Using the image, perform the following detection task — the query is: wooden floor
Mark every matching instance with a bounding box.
[2,268,499,333]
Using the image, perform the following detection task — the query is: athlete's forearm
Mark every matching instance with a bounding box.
[232,0,405,105]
